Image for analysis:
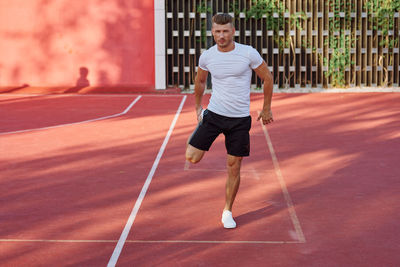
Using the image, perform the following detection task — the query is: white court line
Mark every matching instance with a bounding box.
[259,116,306,243]
[0,95,142,135]
[183,167,270,173]
[0,239,116,243]
[184,160,190,170]
[0,93,182,98]
[127,239,301,244]
[107,95,187,267]
[0,238,301,244]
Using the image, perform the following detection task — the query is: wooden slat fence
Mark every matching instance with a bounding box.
[166,0,400,89]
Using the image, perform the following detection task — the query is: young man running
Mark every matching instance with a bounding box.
[186,13,274,229]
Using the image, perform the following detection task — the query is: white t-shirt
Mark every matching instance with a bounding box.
[199,42,263,117]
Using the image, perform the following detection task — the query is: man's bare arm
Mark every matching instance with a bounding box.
[254,61,274,124]
[194,68,209,121]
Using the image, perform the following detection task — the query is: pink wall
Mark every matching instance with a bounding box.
[0,0,155,90]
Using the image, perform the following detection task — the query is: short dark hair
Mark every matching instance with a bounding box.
[212,13,233,26]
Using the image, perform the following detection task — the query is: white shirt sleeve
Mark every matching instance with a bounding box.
[198,51,209,71]
[249,47,264,69]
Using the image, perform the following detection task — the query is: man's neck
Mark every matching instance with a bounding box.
[217,41,235,52]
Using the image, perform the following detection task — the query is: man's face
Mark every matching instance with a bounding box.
[212,23,235,48]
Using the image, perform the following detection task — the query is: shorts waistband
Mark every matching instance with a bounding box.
[206,109,250,119]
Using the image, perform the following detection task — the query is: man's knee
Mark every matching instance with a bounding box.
[186,145,205,164]
[227,155,242,168]
[227,156,242,179]
[186,153,201,164]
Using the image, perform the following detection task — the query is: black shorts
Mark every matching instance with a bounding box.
[188,109,252,157]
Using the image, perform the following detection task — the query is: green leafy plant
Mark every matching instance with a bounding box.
[243,0,306,87]
[196,2,213,47]
[229,2,240,18]
[244,0,306,50]
[324,35,354,87]
[196,2,212,14]
[365,0,400,48]
[322,0,355,87]
[364,0,399,85]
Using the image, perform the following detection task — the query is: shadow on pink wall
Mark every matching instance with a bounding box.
[0,0,155,93]
[65,67,90,93]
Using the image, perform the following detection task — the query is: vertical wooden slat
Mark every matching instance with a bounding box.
[385,14,390,87]
[308,0,312,87]
[291,0,295,88]
[191,0,196,89]
[310,0,315,87]
[361,2,366,86]
[304,0,307,87]
[178,0,182,87]
[288,0,293,87]
[326,0,330,88]
[256,3,262,88]
[395,12,400,86]
[388,11,394,86]
[192,0,199,89]
[248,0,253,88]
[372,3,377,87]
[317,0,323,87]
[183,0,188,88]
[395,12,399,86]
[355,0,361,86]
[294,0,297,87]
[323,0,328,87]
[377,13,381,87]
[345,0,349,85]
[278,0,282,88]
[367,3,372,86]
[173,0,178,86]
[166,0,171,86]
[343,0,347,86]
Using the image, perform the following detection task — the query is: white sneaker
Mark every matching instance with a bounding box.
[221,210,236,229]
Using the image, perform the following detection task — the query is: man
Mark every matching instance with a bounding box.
[186,13,274,229]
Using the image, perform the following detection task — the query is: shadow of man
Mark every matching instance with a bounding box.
[65,67,90,93]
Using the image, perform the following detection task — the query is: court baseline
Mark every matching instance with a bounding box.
[0,238,300,244]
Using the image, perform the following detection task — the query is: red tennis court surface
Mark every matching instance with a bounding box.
[1,93,399,266]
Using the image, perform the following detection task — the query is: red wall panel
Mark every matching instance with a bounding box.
[0,0,155,91]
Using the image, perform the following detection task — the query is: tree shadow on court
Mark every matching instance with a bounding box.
[115,93,400,266]
[0,96,207,265]
[0,133,191,265]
